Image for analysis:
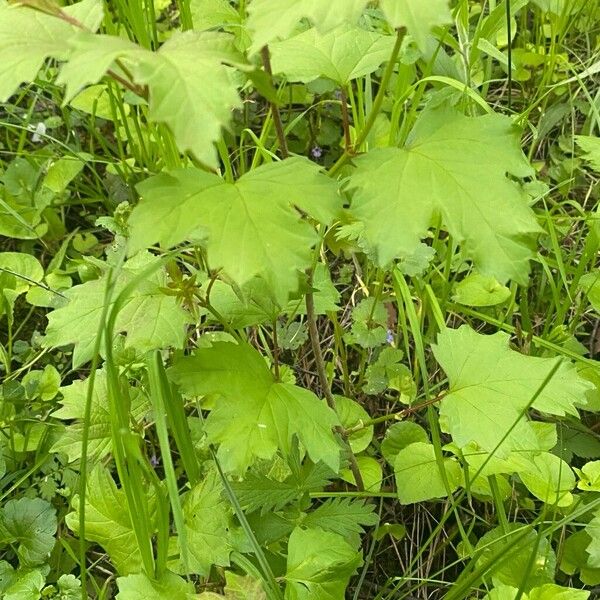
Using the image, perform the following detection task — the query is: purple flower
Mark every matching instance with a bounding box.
[311,146,323,159]
[386,329,394,344]
[150,454,160,467]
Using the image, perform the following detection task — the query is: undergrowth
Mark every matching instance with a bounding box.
[1,0,600,598]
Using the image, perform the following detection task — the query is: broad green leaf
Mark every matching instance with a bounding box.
[433,326,593,456]
[529,584,590,600]
[190,0,241,31]
[349,108,541,284]
[483,586,526,600]
[0,0,102,102]
[43,154,88,193]
[380,0,452,51]
[303,499,377,548]
[129,31,244,168]
[517,452,575,506]
[340,456,383,492]
[381,422,429,465]
[43,253,190,368]
[132,158,340,301]
[169,342,341,473]
[116,572,195,600]
[452,273,511,307]
[394,442,461,504]
[221,573,266,599]
[475,524,555,589]
[334,395,372,453]
[246,0,369,54]
[51,370,148,462]
[586,512,600,568]
[0,252,43,295]
[22,364,60,401]
[0,567,45,600]
[66,465,148,574]
[576,460,600,491]
[179,470,232,575]
[59,31,244,167]
[530,0,586,14]
[579,272,600,312]
[0,498,56,567]
[284,526,362,600]
[575,135,600,172]
[270,25,396,85]
[561,530,600,585]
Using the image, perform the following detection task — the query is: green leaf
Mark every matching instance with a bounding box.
[575,136,600,172]
[561,530,600,586]
[51,370,148,462]
[131,158,339,301]
[433,326,593,456]
[334,395,372,453]
[233,462,332,514]
[452,273,511,307]
[0,567,45,600]
[340,456,383,492]
[0,498,56,567]
[586,512,600,568]
[529,584,590,600]
[394,442,461,504]
[380,0,452,51]
[517,452,575,506]
[190,0,241,31]
[66,465,148,574]
[270,24,396,85]
[284,526,362,600]
[0,0,102,102]
[116,572,195,600]
[0,252,43,295]
[22,364,60,401]
[43,253,190,368]
[178,470,232,575]
[576,460,600,491]
[579,272,600,312]
[59,30,244,167]
[169,342,341,473]
[381,422,429,465]
[246,0,369,54]
[302,499,377,548]
[349,108,541,284]
[475,524,555,589]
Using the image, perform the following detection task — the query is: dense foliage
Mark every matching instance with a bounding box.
[1,0,600,598]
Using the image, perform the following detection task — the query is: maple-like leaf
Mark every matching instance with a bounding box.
[168,342,341,473]
[0,0,102,102]
[270,25,396,85]
[51,370,148,462]
[246,0,369,53]
[66,466,148,574]
[349,107,542,284]
[43,253,190,368]
[380,0,452,50]
[131,158,341,301]
[58,30,244,167]
[179,470,233,575]
[433,326,594,456]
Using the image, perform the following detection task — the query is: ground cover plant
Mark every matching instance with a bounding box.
[1,0,600,598]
